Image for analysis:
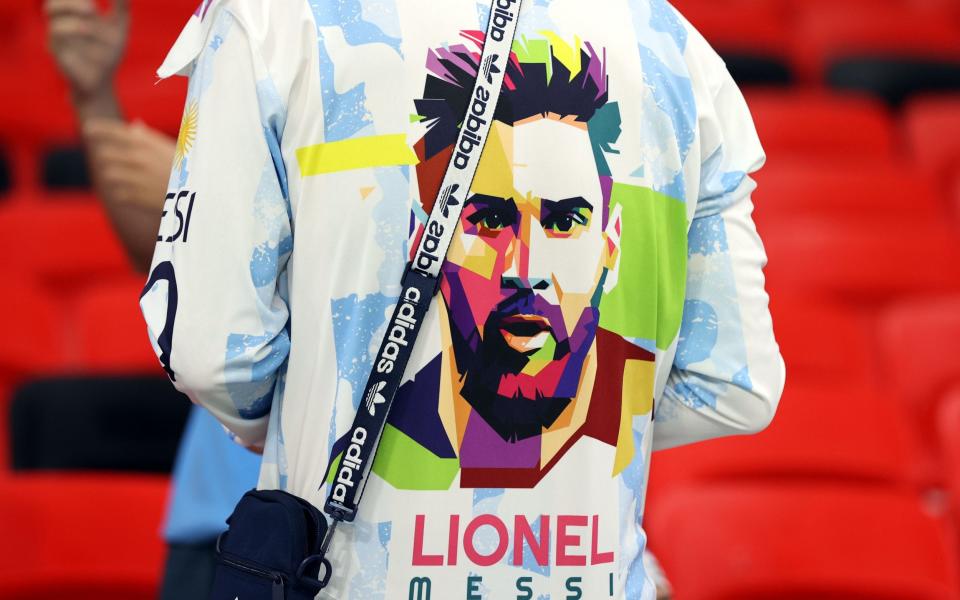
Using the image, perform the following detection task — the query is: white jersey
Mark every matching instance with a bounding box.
[141,1,786,598]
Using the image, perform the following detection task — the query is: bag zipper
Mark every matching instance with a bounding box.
[219,553,285,600]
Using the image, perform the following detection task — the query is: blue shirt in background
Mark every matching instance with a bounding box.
[163,406,261,543]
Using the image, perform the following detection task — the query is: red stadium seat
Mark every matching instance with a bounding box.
[761,216,960,302]
[117,75,190,139]
[0,1,31,45]
[953,174,960,228]
[115,0,195,137]
[769,301,875,385]
[904,95,960,188]
[675,0,959,20]
[648,383,921,500]
[0,281,64,469]
[0,473,169,600]
[74,278,161,373]
[877,295,960,431]
[669,1,792,86]
[0,377,11,469]
[0,281,65,379]
[746,91,896,161]
[777,0,959,16]
[645,483,960,600]
[936,386,960,546]
[752,160,940,222]
[791,5,960,84]
[0,5,89,140]
[0,200,132,289]
[121,0,195,66]
[675,0,785,49]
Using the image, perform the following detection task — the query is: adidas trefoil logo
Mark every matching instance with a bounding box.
[439,183,461,218]
[483,54,501,84]
[365,380,388,416]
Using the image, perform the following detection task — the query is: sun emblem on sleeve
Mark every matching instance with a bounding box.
[175,101,199,169]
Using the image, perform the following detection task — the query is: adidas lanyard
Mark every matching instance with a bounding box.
[324,0,524,526]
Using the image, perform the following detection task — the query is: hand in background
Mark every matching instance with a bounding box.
[45,0,129,102]
[84,119,176,211]
[45,0,171,274]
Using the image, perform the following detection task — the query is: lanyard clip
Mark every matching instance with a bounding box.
[323,499,357,523]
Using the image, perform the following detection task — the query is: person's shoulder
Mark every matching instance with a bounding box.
[157,0,314,79]
[657,0,732,98]
[212,0,315,48]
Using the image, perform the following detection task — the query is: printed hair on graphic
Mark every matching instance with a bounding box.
[413,31,623,184]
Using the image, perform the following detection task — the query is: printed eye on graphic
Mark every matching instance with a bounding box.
[463,194,518,237]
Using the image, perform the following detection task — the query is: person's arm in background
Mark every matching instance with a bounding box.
[139,4,292,449]
[652,39,786,451]
[45,0,176,273]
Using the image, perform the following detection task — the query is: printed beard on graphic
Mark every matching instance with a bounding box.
[448,285,602,443]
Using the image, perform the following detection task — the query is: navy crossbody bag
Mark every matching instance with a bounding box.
[207,2,523,597]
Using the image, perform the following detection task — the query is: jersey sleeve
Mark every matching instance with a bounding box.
[139,5,292,448]
[652,51,786,451]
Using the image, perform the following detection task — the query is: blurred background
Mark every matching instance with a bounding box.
[1,0,959,598]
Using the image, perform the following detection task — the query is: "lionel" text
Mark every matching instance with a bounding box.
[411,513,615,567]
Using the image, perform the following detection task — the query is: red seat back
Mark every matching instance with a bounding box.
[116,0,195,137]
[0,200,132,290]
[648,384,921,498]
[646,483,960,600]
[0,378,12,469]
[953,174,960,226]
[792,6,960,83]
[904,95,960,188]
[753,160,940,222]
[0,473,169,599]
[0,4,90,146]
[672,0,787,55]
[74,278,161,373]
[0,281,64,379]
[936,386,960,548]
[762,216,960,302]
[769,299,874,383]
[877,295,960,424]
[747,91,896,161]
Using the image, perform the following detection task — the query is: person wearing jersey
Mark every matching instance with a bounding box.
[142,1,785,598]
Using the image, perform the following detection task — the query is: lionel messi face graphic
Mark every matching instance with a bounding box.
[413,32,623,469]
[441,116,619,443]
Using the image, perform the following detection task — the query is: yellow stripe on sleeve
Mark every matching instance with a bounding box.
[296,134,419,176]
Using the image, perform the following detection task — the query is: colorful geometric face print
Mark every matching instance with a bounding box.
[327,31,658,492]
